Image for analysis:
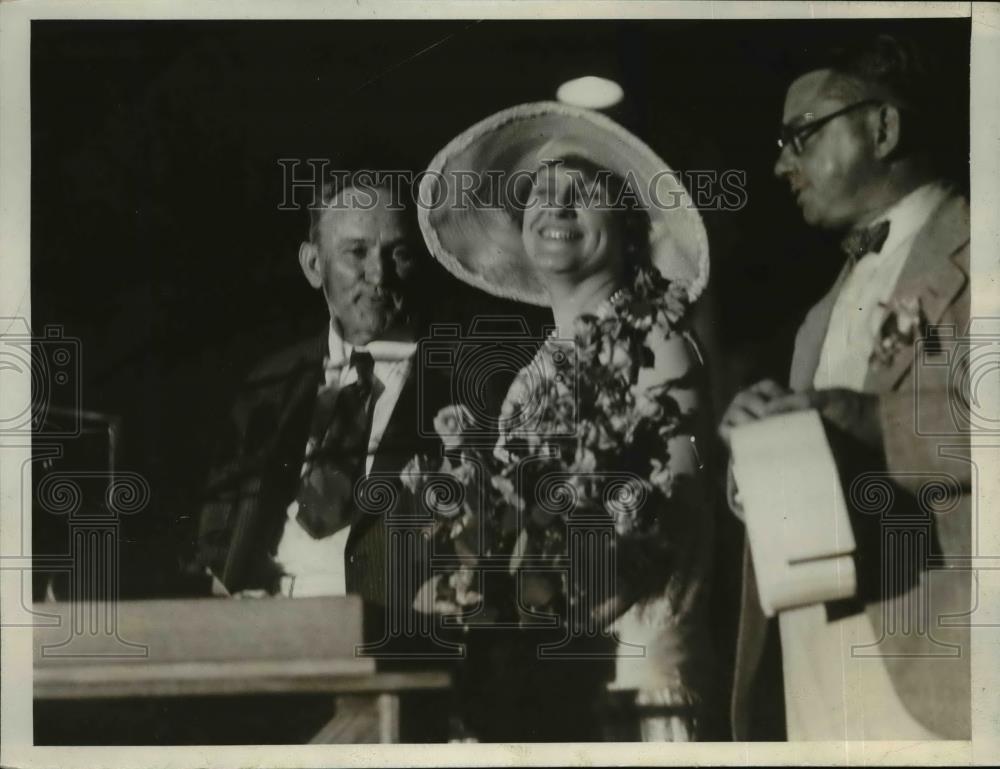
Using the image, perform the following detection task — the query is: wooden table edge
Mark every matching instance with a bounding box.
[34,660,453,699]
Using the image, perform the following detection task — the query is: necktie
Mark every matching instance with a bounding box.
[840,219,891,263]
[295,350,376,539]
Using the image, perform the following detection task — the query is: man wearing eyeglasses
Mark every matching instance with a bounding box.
[720,35,971,741]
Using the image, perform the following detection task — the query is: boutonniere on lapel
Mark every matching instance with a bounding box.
[871,295,926,367]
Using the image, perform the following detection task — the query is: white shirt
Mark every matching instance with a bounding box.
[274,323,416,597]
[813,182,950,391]
[778,183,949,740]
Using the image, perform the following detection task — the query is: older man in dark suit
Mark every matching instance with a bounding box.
[720,35,972,740]
[196,179,456,647]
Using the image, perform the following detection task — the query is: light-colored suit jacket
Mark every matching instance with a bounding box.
[731,192,972,740]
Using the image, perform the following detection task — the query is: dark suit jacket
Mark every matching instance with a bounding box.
[731,192,973,740]
[196,331,454,612]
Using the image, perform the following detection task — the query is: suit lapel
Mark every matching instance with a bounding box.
[369,364,419,481]
[863,194,970,392]
[731,543,766,739]
[789,262,852,391]
[254,333,326,478]
[347,358,452,546]
[220,332,325,591]
[272,353,325,482]
[347,361,426,545]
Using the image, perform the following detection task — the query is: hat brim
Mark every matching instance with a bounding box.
[418,101,709,307]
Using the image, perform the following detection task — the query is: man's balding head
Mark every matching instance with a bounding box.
[299,183,419,345]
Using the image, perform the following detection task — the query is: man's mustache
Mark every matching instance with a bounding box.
[354,285,404,308]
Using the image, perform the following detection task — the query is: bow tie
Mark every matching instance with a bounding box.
[841,219,891,262]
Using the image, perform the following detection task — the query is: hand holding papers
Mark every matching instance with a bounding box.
[730,409,857,616]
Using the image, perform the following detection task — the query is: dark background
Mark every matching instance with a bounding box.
[31,18,968,599]
[28,16,969,745]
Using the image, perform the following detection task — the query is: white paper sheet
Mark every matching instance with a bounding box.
[731,409,857,616]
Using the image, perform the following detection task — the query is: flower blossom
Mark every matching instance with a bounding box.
[434,404,476,450]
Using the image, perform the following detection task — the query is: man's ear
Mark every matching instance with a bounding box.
[873,104,902,160]
[298,241,324,289]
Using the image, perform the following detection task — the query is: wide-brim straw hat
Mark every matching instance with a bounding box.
[418,101,709,306]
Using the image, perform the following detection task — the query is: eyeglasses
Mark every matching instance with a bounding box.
[777,99,880,155]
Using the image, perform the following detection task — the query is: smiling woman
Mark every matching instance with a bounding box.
[418,101,708,308]
[417,101,719,741]
[519,153,651,334]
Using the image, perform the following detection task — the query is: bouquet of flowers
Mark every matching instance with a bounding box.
[402,269,692,626]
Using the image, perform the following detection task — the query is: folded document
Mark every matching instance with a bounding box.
[731,409,857,616]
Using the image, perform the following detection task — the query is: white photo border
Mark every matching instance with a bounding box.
[2,2,997,766]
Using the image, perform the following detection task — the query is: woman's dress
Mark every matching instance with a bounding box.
[492,291,718,741]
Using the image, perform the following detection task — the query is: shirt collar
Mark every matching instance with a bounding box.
[327,321,418,368]
[327,322,352,369]
[866,182,950,259]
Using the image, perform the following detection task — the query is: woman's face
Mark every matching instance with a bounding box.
[520,160,627,282]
